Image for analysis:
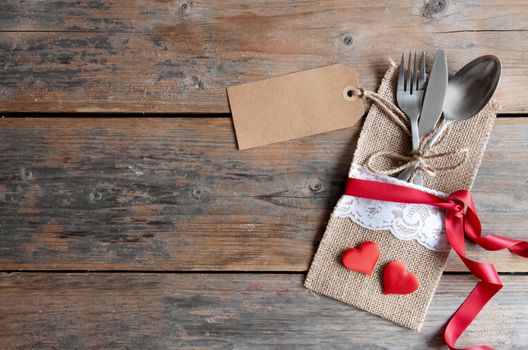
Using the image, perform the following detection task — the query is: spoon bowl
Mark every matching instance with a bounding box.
[426,55,501,146]
[443,55,501,122]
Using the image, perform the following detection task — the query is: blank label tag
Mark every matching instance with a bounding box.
[227,64,365,150]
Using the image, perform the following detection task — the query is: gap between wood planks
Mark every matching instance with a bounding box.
[2,29,526,34]
[0,113,527,118]
[1,270,527,276]
[0,113,233,118]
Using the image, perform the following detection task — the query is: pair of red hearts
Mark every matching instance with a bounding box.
[341,241,419,295]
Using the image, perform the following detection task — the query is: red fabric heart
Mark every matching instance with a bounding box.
[341,241,380,275]
[383,261,419,295]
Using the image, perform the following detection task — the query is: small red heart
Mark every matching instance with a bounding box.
[383,261,419,295]
[341,241,380,275]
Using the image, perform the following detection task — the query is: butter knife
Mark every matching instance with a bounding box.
[418,49,448,137]
[400,49,448,184]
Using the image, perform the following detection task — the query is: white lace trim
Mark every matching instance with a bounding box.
[333,164,450,252]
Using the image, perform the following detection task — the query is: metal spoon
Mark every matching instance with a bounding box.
[404,55,501,181]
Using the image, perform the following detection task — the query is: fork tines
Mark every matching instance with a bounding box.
[398,52,426,94]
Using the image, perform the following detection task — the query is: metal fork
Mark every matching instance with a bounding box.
[396,52,426,184]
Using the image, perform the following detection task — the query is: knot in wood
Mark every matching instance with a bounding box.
[90,191,103,201]
[180,1,192,16]
[309,179,322,193]
[192,188,202,199]
[342,34,354,47]
[21,168,32,180]
[423,0,449,19]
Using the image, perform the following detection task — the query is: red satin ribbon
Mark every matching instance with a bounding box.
[344,178,528,350]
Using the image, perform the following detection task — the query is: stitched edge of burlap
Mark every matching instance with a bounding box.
[305,64,497,331]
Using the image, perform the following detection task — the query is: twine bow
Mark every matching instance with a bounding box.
[367,130,469,181]
[347,86,468,179]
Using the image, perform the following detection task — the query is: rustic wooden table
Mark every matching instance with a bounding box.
[1,1,527,349]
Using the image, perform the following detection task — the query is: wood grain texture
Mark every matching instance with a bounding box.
[0,117,526,272]
[1,0,527,113]
[0,272,526,349]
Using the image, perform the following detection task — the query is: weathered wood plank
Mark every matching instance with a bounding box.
[0,272,526,349]
[0,117,526,272]
[1,0,527,113]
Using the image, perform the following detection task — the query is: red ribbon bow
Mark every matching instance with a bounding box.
[344,178,528,350]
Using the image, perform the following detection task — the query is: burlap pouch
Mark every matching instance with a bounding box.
[305,65,497,331]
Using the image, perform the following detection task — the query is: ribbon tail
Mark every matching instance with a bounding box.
[445,282,502,350]
[476,234,528,257]
[444,196,504,349]
[509,241,528,258]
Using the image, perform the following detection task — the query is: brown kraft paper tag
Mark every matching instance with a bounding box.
[227,64,365,150]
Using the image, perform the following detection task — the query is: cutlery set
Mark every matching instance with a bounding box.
[395,50,501,185]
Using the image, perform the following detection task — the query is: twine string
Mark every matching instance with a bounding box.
[350,87,410,135]
[347,86,468,178]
